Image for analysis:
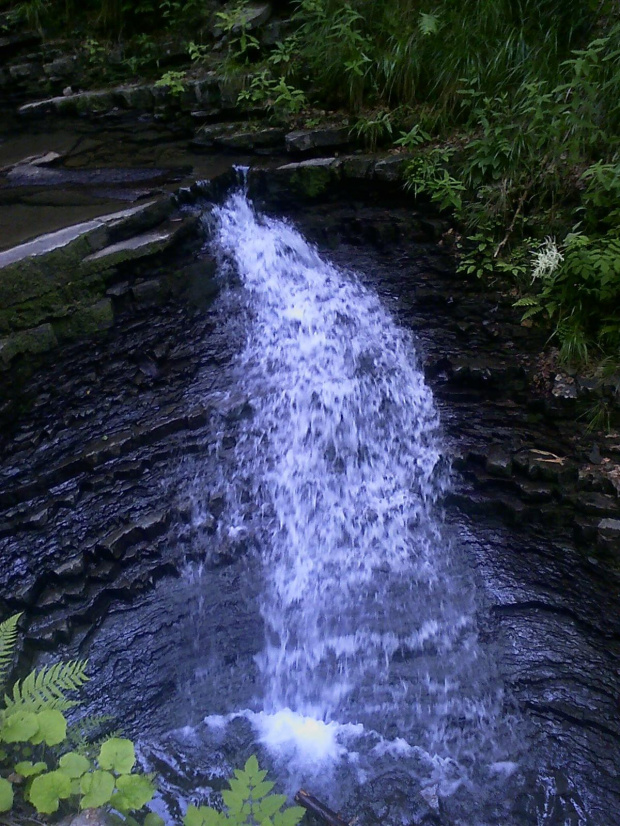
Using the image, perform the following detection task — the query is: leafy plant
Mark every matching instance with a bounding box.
[184,755,305,826]
[351,110,393,151]
[0,614,157,821]
[404,147,465,213]
[155,69,187,97]
[238,71,306,115]
[188,40,210,63]
[394,123,431,150]
[216,0,260,64]
[515,232,620,363]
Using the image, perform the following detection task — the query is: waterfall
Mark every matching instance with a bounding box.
[187,187,523,817]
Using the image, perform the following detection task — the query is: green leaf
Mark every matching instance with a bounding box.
[144,812,166,826]
[1,710,39,743]
[0,777,13,812]
[80,770,116,809]
[258,794,287,818]
[15,760,47,777]
[114,774,156,810]
[222,789,245,813]
[229,777,250,796]
[252,781,275,799]
[30,770,72,814]
[5,659,88,713]
[59,751,91,778]
[0,614,21,693]
[31,709,67,746]
[98,738,136,774]
[273,806,306,826]
[244,755,260,780]
[185,804,225,826]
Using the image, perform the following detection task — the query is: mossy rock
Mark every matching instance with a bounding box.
[52,298,114,342]
[0,324,58,368]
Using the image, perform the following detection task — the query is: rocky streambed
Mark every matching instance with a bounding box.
[0,159,620,825]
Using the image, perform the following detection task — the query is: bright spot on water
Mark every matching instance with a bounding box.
[252,709,363,765]
[204,709,364,768]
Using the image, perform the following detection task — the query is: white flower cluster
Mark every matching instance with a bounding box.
[531,236,564,282]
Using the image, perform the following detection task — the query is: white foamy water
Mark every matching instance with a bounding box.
[184,187,524,815]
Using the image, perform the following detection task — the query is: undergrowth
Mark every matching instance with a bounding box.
[0,615,305,826]
[3,0,620,366]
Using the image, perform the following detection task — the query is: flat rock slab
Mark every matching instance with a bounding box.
[6,163,174,188]
[0,198,170,271]
[285,127,350,153]
[84,217,197,266]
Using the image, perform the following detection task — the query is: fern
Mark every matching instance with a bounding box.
[0,613,22,693]
[66,714,117,756]
[5,660,89,713]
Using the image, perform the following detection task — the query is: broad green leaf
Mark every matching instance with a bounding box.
[144,812,166,826]
[31,709,67,746]
[258,794,287,818]
[1,710,39,743]
[80,769,115,809]
[30,770,72,814]
[185,804,225,826]
[15,760,47,777]
[0,777,13,812]
[222,789,245,813]
[228,777,249,796]
[59,751,91,778]
[273,806,306,826]
[235,766,267,783]
[98,738,136,774]
[244,755,260,779]
[115,773,156,810]
[252,781,275,799]
[111,792,132,813]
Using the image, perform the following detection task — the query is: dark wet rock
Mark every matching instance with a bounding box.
[0,197,188,352]
[514,479,554,503]
[598,518,620,553]
[43,56,75,78]
[0,323,58,366]
[568,492,618,517]
[9,62,41,81]
[98,512,168,560]
[131,278,164,306]
[486,447,512,478]
[341,154,375,179]
[220,127,285,152]
[0,32,42,62]
[285,127,350,154]
[350,770,443,826]
[53,554,85,578]
[53,298,114,342]
[250,158,341,205]
[178,258,220,308]
[373,155,410,183]
[83,217,195,269]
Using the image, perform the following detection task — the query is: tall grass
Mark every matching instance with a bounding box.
[291,0,599,121]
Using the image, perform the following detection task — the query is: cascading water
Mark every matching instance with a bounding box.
[179,186,527,823]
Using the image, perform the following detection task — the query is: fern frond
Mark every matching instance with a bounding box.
[66,714,117,756]
[0,613,22,692]
[5,659,89,712]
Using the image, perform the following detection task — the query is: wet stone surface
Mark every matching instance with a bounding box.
[0,195,619,824]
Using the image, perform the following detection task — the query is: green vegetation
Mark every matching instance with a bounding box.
[2,0,619,365]
[0,614,305,826]
[184,755,305,826]
[0,613,158,820]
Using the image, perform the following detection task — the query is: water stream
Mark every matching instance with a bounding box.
[170,187,527,823]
